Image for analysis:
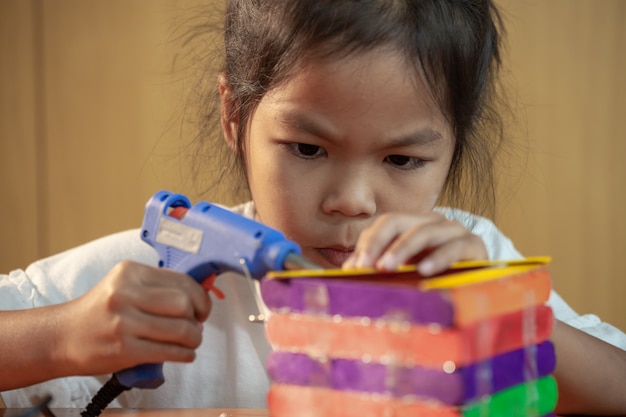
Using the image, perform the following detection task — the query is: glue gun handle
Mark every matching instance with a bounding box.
[114,362,165,389]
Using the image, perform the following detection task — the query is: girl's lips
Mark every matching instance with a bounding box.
[315,247,354,268]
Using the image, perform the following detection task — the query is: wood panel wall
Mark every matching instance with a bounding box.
[1,0,203,271]
[496,0,626,331]
[1,0,624,331]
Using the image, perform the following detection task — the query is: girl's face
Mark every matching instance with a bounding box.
[225,49,455,268]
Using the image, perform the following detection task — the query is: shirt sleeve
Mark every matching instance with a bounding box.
[435,207,626,350]
[434,207,523,260]
[1,229,158,309]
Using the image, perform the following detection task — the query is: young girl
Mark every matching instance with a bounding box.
[1,0,625,415]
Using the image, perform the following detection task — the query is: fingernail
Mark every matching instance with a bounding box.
[377,254,396,271]
[356,252,371,268]
[342,255,355,270]
[418,260,435,276]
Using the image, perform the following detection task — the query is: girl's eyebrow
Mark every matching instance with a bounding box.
[276,110,340,140]
[385,127,443,148]
[277,109,443,147]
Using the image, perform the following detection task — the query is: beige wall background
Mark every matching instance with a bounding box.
[1,1,624,331]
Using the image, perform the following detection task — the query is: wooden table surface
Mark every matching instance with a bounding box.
[0,409,269,417]
[0,409,595,417]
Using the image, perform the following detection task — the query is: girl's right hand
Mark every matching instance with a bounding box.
[60,261,211,376]
[343,212,488,276]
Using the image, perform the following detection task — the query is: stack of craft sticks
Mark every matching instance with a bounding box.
[260,258,558,417]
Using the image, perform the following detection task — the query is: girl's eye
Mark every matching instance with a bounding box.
[287,143,326,159]
[385,155,427,170]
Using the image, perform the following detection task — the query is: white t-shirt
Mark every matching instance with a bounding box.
[1,203,624,408]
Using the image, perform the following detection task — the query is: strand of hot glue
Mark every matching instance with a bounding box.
[241,258,271,324]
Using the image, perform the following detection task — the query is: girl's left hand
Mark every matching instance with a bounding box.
[343,212,488,276]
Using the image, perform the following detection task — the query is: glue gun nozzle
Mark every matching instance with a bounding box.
[283,253,322,271]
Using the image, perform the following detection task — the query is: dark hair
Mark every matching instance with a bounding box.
[187,0,509,218]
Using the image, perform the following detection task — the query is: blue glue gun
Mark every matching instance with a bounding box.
[115,190,318,389]
[82,191,318,416]
[141,190,315,282]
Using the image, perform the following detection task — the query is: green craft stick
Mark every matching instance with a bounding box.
[464,376,558,417]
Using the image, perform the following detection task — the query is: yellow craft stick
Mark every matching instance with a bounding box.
[266,257,551,284]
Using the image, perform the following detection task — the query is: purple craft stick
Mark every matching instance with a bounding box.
[267,341,556,405]
[261,277,454,325]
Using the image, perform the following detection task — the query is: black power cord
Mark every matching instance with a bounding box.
[80,375,128,417]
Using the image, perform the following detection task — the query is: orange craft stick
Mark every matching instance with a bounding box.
[265,305,553,369]
[268,384,459,417]
[268,377,557,417]
[445,267,551,326]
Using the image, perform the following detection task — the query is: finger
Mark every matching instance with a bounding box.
[119,284,211,323]
[348,213,441,268]
[117,336,199,366]
[122,308,204,349]
[375,219,469,270]
[416,234,488,276]
[153,272,212,322]
[115,262,212,321]
[84,339,199,376]
[130,286,196,318]
[150,284,211,322]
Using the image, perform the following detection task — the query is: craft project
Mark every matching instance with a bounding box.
[267,341,556,404]
[268,379,557,417]
[260,258,558,417]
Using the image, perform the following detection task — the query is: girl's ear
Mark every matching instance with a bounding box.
[218,72,239,152]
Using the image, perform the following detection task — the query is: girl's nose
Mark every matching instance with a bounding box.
[320,167,377,218]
